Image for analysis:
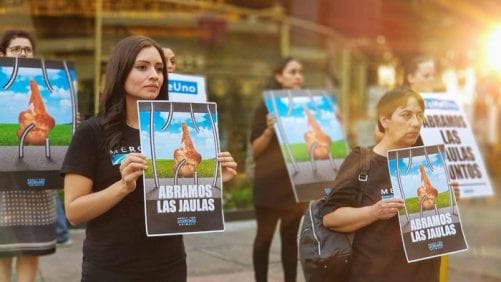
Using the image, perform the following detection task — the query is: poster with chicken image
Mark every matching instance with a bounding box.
[0,57,78,190]
[420,93,493,198]
[387,145,468,263]
[263,89,349,202]
[138,100,224,236]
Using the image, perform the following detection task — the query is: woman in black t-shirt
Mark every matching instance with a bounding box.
[322,87,441,282]
[250,57,308,282]
[61,36,237,282]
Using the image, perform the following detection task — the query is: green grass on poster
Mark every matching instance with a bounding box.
[280,140,348,162]
[145,158,217,178]
[400,191,456,215]
[0,123,72,145]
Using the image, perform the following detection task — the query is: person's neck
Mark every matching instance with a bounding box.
[374,137,411,157]
[373,139,401,156]
[125,98,139,128]
[126,119,138,129]
[372,143,387,156]
[125,111,138,129]
[126,107,138,128]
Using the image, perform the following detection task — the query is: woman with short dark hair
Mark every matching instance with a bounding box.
[322,87,440,282]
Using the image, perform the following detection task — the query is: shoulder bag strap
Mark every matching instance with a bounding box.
[356,147,371,206]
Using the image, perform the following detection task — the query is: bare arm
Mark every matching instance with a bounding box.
[323,198,404,233]
[251,114,275,158]
[64,152,147,225]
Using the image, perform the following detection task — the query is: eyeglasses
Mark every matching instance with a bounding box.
[7,46,33,55]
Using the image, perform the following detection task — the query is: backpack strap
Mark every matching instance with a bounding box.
[355,147,371,206]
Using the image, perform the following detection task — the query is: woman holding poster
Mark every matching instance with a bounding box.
[321,87,441,282]
[250,57,308,282]
[61,36,236,281]
[0,30,57,282]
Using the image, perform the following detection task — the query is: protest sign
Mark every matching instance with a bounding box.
[420,93,493,198]
[263,89,349,202]
[388,145,468,262]
[0,57,77,190]
[137,100,224,236]
[168,73,207,103]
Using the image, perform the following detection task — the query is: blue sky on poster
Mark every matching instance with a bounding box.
[139,110,217,160]
[264,95,345,144]
[388,152,449,198]
[0,66,75,124]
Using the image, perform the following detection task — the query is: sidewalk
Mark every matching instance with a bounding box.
[37,219,301,282]
[37,186,501,281]
[447,195,501,282]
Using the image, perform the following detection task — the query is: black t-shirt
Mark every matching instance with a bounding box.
[321,147,439,282]
[61,116,185,272]
[250,100,307,210]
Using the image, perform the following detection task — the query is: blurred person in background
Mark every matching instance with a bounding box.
[402,56,437,92]
[374,55,436,143]
[0,29,57,282]
[163,47,176,73]
[250,57,307,282]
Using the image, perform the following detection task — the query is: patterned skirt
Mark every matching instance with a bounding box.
[0,190,56,257]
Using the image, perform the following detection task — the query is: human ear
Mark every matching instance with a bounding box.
[275,73,283,85]
[407,73,415,86]
[379,115,390,130]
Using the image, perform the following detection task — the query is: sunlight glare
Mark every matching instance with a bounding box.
[486,26,501,72]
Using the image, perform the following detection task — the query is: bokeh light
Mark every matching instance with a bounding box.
[485,25,501,72]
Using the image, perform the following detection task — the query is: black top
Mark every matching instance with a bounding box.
[250,100,307,210]
[61,116,185,273]
[321,147,439,282]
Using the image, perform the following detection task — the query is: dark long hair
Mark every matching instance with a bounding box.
[0,30,36,54]
[265,57,298,89]
[376,87,424,133]
[99,35,168,151]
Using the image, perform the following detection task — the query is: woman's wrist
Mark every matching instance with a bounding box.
[263,128,273,138]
